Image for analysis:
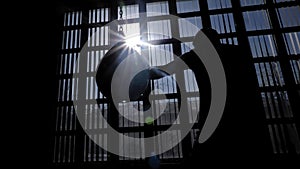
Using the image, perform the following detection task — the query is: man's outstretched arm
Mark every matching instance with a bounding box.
[149,51,194,80]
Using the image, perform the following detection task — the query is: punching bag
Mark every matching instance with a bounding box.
[96,34,150,102]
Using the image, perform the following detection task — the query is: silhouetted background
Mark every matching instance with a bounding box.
[24,0,300,168]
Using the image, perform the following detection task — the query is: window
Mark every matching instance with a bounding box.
[254,62,285,87]
[274,0,296,3]
[276,6,300,28]
[248,35,278,58]
[178,17,202,37]
[243,10,271,31]
[240,0,265,7]
[283,32,300,55]
[176,0,200,13]
[210,13,235,34]
[147,20,172,41]
[118,4,139,19]
[53,1,300,165]
[89,8,109,23]
[147,1,169,16]
[207,0,232,9]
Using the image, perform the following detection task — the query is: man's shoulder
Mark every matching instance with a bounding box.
[181,50,198,60]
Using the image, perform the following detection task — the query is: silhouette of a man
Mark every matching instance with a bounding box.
[148,28,268,163]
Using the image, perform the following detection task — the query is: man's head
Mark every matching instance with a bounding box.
[193,28,220,48]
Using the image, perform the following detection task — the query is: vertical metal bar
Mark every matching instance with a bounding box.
[83,135,87,162]
[280,124,289,153]
[65,106,69,131]
[53,136,57,163]
[199,0,212,28]
[61,105,67,132]
[63,135,66,162]
[72,135,76,162]
[170,130,176,158]
[68,135,71,162]
[58,136,62,162]
[216,15,222,34]
[63,136,68,164]
[274,124,284,153]
[268,125,278,153]
[98,134,102,161]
